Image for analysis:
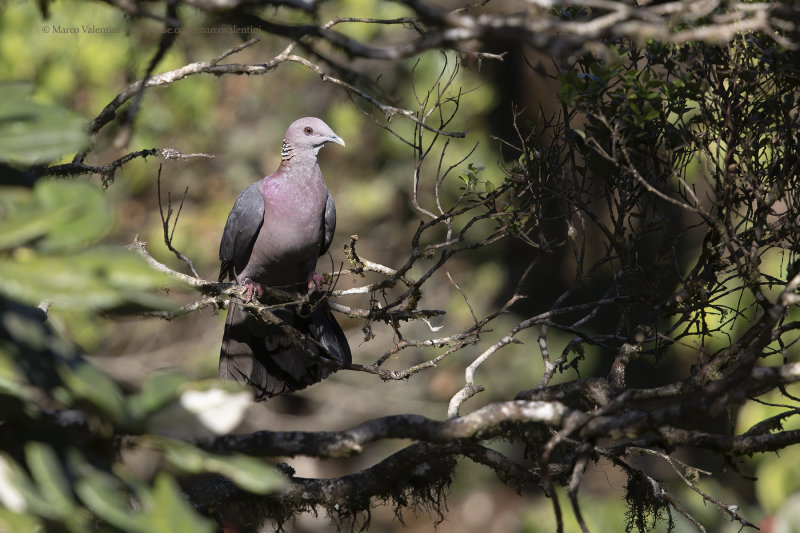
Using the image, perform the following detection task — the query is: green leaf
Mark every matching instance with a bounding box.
[145,474,215,533]
[640,105,660,122]
[107,465,215,533]
[100,247,174,294]
[0,452,60,520]
[0,507,42,533]
[75,469,147,532]
[0,180,110,252]
[128,371,189,422]
[0,82,89,165]
[0,352,35,402]
[159,438,287,495]
[0,453,35,513]
[0,192,71,251]
[35,181,111,252]
[57,360,129,425]
[558,83,577,106]
[25,442,76,513]
[0,246,173,312]
[0,180,173,317]
[25,442,89,531]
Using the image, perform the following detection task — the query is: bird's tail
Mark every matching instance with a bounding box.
[219,302,350,400]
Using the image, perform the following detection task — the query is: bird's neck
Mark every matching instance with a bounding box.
[280,140,292,161]
[281,140,322,164]
[273,156,322,185]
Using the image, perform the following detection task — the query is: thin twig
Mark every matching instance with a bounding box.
[157,165,200,277]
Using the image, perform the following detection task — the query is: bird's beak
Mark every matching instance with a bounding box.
[329,133,345,147]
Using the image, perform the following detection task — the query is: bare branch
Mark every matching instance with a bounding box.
[44,147,213,186]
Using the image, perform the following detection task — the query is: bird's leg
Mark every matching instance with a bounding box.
[307,271,325,293]
[241,277,264,303]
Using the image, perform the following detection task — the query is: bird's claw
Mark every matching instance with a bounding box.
[242,278,264,303]
[307,272,325,294]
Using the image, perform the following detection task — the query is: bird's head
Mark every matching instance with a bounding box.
[282,117,345,161]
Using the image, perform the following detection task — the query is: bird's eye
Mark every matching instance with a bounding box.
[304,127,313,135]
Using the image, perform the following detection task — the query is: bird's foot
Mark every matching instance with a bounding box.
[307,272,325,294]
[242,278,264,303]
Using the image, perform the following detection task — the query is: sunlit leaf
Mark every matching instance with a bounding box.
[0,82,88,165]
[34,180,111,252]
[0,180,110,252]
[0,452,59,521]
[0,246,173,312]
[0,507,42,533]
[0,195,72,251]
[0,454,30,513]
[159,438,287,494]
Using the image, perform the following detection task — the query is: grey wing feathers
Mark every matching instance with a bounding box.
[321,192,336,256]
[218,183,265,282]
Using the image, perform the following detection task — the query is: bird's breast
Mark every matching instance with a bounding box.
[245,175,327,287]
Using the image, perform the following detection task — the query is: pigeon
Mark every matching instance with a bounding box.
[218,117,351,400]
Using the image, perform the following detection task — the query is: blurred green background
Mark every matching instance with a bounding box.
[1,0,798,531]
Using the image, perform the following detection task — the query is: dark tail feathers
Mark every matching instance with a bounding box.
[219,302,350,400]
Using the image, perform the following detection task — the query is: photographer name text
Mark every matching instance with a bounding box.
[43,25,120,34]
[41,24,260,35]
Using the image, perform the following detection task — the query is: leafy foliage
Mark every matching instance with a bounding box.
[0,83,88,165]
[0,83,285,532]
[0,179,172,312]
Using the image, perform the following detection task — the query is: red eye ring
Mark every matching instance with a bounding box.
[304,127,313,135]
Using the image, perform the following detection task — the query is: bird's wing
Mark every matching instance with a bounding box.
[218,183,265,282]
[320,191,336,256]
